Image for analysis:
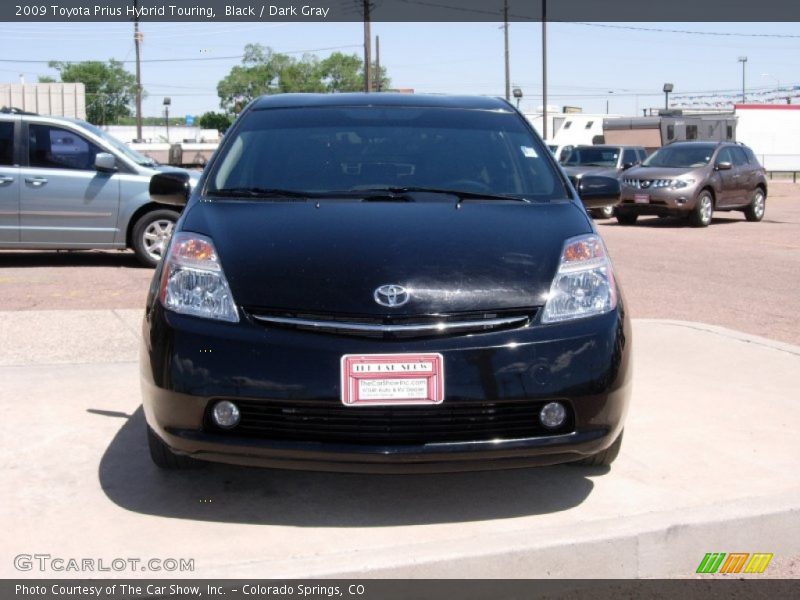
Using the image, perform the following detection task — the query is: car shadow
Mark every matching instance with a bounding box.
[599,215,745,228]
[98,407,598,527]
[0,250,147,268]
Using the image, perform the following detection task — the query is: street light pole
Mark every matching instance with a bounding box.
[738,56,748,103]
[663,83,674,110]
[503,0,510,101]
[363,0,372,93]
[133,0,143,141]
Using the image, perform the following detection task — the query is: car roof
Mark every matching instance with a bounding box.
[251,93,514,111]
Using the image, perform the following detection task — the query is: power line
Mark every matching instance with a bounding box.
[0,44,363,65]
[568,22,800,39]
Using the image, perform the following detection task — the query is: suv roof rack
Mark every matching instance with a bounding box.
[0,106,39,115]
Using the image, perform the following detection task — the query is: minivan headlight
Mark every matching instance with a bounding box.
[541,234,617,323]
[159,232,239,322]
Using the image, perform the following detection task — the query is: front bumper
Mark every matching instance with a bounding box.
[140,302,632,473]
[618,184,701,216]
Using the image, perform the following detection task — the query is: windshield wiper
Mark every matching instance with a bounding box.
[207,187,312,199]
[341,186,530,203]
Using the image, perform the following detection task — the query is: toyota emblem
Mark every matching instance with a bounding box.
[374,284,410,308]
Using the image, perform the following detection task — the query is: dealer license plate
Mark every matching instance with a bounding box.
[340,353,445,406]
[634,194,650,204]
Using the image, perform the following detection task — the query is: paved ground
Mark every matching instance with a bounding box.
[0,311,798,578]
[1,183,798,345]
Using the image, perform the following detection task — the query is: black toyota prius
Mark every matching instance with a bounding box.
[141,93,631,473]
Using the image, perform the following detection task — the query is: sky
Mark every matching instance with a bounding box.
[0,20,798,119]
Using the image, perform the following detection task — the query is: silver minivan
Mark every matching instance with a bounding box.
[0,108,196,266]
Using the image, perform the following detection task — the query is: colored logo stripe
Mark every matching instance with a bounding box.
[697,553,726,574]
[696,552,773,574]
[744,553,773,574]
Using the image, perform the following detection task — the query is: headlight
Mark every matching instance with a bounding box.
[541,234,617,323]
[159,232,239,322]
[671,178,694,189]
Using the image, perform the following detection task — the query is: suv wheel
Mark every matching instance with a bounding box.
[593,205,615,219]
[744,188,766,222]
[689,190,714,228]
[569,430,624,467]
[132,209,180,267]
[616,211,638,226]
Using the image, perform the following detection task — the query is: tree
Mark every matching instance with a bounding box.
[198,111,233,133]
[48,59,138,125]
[216,45,392,111]
[37,76,57,83]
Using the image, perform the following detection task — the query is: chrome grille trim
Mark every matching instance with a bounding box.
[251,314,531,335]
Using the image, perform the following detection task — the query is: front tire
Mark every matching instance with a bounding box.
[591,205,615,219]
[689,190,714,227]
[570,430,624,467]
[132,209,180,267]
[744,188,766,222]
[147,425,199,470]
[616,211,638,225]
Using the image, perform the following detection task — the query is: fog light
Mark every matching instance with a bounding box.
[212,400,240,429]
[540,402,567,429]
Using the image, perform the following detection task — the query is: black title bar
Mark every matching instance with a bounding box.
[3,0,800,22]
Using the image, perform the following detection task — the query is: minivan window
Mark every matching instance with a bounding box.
[0,122,13,166]
[642,144,716,168]
[28,124,100,170]
[208,107,568,200]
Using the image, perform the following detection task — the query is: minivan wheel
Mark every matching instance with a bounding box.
[569,430,624,467]
[616,211,638,225]
[147,425,200,470]
[744,188,766,222]
[689,191,714,227]
[132,209,180,267]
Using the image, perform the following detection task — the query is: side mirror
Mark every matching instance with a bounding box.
[716,161,732,171]
[622,162,637,170]
[572,175,621,209]
[94,152,117,172]
[150,171,191,207]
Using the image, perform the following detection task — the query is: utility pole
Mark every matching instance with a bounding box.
[363,0,372,93]
[503,0,510,101]
[133,0,143,141]
[738,56,748,103]
[542,0,548,140]
[375,35,381,92]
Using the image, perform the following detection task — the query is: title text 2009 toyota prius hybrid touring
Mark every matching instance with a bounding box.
[141,94,632,473]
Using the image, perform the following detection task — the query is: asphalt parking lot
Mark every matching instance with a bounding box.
[1,182,798,345]
[1,183,799,579]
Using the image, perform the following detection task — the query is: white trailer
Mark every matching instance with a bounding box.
[734,104,800,172]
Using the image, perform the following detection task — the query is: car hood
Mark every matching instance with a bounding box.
[563,166,620,179]
[180,199,592,315]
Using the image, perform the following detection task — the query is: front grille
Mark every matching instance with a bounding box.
[207,399,574,445]
[246,308,537,339]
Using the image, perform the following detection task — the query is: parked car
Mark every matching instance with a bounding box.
[617,141,767,227]
[562,144,647,219]
[0,108,198,266]
[141,93,631,473]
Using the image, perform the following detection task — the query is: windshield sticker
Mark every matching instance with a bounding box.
[521,146,538,158]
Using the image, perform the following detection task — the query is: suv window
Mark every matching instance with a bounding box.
[28,124,100,170]
[622,148,637,166]
[637,149,647,162]
[0,122,13,166]
[563,146,619,167]
[643,144,716,168]
[715,147,734,166]
[730,147,749,166]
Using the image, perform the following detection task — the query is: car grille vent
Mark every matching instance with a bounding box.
[245,308,536,339]
[207,399,575,445]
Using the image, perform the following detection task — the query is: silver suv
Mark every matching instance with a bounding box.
[0,108,196,266]
[617,141,767,227]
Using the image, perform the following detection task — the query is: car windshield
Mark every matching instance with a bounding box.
[207,106,568,201]
[563,147,619,167]
[75,120,157,167]
[643,144,716,168]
